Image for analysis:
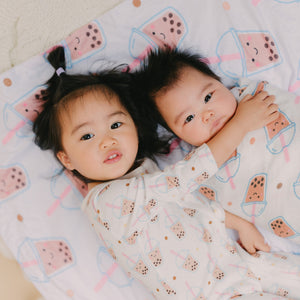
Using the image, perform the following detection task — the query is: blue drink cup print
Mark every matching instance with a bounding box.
[216,149,240,190]
[128,7,188,68]
[2,86,46,144]
[204,29,282,80]
[264,110,295,162]
[60,20,106,69]
[18,237,75,282]
[0,164,29,203]
[241,174,267,223]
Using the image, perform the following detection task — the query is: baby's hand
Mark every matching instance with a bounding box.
[237,222,270,254]
[234,91,279,133]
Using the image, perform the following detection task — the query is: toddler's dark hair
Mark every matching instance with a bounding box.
[33,46,169,182]
[132,47,220,131]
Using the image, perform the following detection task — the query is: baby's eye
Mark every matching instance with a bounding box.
[111,122,122,129]
[80,133,94,141]
[204,93,212,103]
[184,114,195,124]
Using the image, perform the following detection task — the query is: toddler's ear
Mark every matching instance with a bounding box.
[57,151,73,170]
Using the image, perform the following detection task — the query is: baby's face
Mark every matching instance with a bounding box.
[155,67,237,146]
[57,91,139,181]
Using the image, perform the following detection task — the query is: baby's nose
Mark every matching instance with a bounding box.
[202,111,214,124]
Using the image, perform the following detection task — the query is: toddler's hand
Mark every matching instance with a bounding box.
[234,90,279,133]
[237,222,270,254]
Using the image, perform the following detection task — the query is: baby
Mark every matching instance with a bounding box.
[133,47,300,249]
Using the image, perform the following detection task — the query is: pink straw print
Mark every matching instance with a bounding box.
[185,281,196,297]
[279,134,290,163]
[94,262,118,292]
[289,80,300,93]
[47,185,72,216]
[200,53,241,65]
[2,120,26,144]
[224,164,235,189]
[124,45,153,71]
[21,259,39,268]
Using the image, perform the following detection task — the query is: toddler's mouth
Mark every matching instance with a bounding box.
[104,151,122,164]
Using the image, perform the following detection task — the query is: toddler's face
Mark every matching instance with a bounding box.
[155,66,237,146]
[57,91,139,181]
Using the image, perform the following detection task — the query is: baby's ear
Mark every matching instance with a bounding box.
[57,151,73,170]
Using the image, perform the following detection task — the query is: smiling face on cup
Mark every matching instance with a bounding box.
[154,66,237,146]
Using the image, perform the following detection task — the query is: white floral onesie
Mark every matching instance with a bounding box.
[82,144,300,299]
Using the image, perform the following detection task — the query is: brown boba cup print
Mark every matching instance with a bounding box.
[151,174,180,193]
[17,237,75,282]
[198,185,216,201]
[122,252,149,276]
[2,86,46,144]
[164,208,185,239]
[0,164,29,203]
[103,195,136,219]
[144,198,157,214]
[264,110,295,162]
[241,173,267,219]
[126,230,139,245]
[269,217,298,238]
[145,231,162,267]
[161,281,176,295]
[171,250,198,271]
[129,7,188,59]
[60,20,106,68]
[203,29,282,80]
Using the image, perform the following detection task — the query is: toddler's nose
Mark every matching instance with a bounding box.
[100,136,117,149]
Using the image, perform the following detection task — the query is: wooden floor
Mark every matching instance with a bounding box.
[0,252,42,300]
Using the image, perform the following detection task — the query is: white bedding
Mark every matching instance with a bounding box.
[1,0,300,299]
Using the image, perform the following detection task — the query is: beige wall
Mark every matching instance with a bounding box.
[0,253,41,300]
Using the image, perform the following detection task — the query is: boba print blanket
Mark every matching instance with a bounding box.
[0,0,300,299]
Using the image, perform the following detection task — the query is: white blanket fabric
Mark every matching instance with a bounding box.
[1,0,300,299]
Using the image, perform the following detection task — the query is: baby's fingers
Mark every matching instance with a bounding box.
[263,95,276,106]
[239,94,252,103]
[266,110,280,124]
[252,90,270,101]
[244,243,257,254]
[255,240,270,253]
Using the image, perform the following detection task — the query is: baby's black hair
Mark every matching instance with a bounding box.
[33,46,170,183]
[132,47,220,130]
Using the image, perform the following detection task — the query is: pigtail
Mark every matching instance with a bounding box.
[45,46,67,105]
[33,46,67,152]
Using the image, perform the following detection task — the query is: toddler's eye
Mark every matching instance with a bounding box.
[204,93,212,103]
[111,122,122,129]
[184,114,195,124]
[80,133,94,140]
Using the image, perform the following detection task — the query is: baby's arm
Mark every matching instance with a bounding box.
[207,91,279,167]
[225,210,270,254]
